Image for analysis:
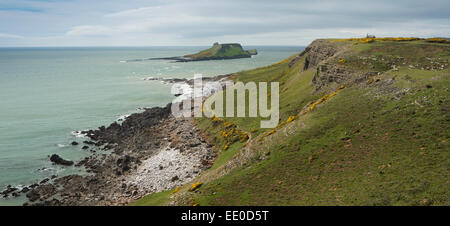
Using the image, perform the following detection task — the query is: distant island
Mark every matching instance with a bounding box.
[151,42,258,62]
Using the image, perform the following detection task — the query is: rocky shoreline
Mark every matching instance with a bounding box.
[149,55,253,62]
[1,75,228,206]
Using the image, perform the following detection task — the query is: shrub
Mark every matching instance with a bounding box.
[359,38,375,43]
[425,38,450,44]
[286,116,297,123]
[172,187,180,194]
[223,142,230,151]
[239,132,249,143]
[189,183,203,191]
[330,37,422,44]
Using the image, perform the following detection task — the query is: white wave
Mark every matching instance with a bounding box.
[36,167,57,172]
[171,82,193,101]
[142,76,155,81]
[117,114,131,122]
[71,130,88,138]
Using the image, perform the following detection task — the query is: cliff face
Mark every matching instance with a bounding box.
[303,40,338,71]
[301,40,358,91]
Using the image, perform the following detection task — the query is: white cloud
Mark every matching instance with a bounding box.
[0,33,24,39]
[1,0,449,46]
[104,6,162,18]
[66,25,114,37]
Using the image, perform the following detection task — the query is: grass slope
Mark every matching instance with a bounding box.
[134,39,450,206]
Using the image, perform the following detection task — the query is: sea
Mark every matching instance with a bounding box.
[0,46,303,205]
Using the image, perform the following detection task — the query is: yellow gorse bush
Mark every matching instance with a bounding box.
[211,116,250,152]
[331,37,422,44]
[286,116,297,123]
[189,183,203,191]
[359,38,375,43]
[375,37,421,41]
[221,128,234,138]
[172,187,180,194]
[239,132,249,143]
[302,86,344,115]
[257,129,277,142]
[258,115,299,142]
[189,197,199,206]
[212,116,224,123]
[223,121,234,128]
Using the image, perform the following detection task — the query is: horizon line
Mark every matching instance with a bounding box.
[0,44,306,48]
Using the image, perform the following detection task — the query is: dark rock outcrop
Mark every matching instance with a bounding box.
[1,186,18,198]
[83,104,172,151]
[26,190,40,202]
[50,154,74,166]
[26,184,57,202]
[312,63,378,90]
[21,187,30,193]
[27,80,217,205]
[303,40,338,71]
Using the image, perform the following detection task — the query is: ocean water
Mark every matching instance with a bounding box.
[0,46,303,205]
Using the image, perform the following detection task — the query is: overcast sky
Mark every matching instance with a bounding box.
[1,0,449,46]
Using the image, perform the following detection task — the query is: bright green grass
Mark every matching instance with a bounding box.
[132,40,450,206]
[219,54,320,134]
[190,40,450,206]
[186,43,251,60]
[194,75,450,206]
[128,189,174,206]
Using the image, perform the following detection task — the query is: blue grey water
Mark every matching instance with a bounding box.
[0,46,302,205]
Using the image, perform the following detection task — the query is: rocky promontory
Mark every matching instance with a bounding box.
[4,75,230,206]
[151,43,257,62]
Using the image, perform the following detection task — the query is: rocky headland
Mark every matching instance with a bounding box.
[1,75,229,206]
[150,43,258,62]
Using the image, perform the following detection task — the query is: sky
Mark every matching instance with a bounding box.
[0,0,449,47]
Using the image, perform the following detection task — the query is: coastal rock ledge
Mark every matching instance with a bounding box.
[20,76,227,206]
[50,154,74,166]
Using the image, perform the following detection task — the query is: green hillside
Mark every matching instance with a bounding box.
[185,43,256,61]
[133,38,450,206]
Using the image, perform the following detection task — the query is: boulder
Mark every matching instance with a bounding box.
[40,178,50,184]
[26,190,40,202]
[1,186,18,197]
[50,154,74,166]
[171,176,179,182]
[21,187,30,193]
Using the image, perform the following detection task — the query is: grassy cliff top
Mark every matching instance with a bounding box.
[184,43,256,60]
[133,38,449,206]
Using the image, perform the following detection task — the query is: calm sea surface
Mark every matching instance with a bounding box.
[0,46,303,205]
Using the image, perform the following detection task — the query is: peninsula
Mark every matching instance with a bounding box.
[152,43,258,62]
